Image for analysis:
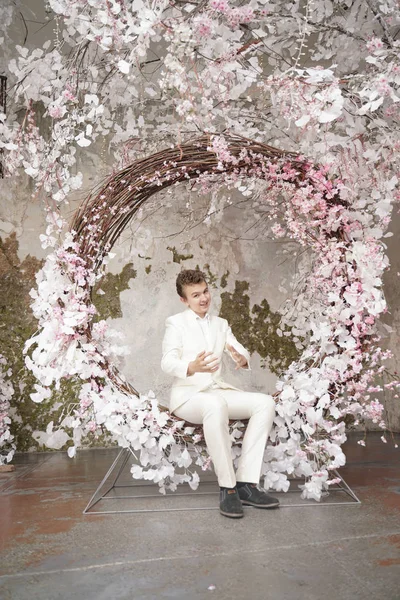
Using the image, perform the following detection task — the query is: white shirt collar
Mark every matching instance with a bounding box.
[187,308,210,322]
[196,312,209,322]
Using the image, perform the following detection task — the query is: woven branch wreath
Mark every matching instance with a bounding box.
[27,133,390,499]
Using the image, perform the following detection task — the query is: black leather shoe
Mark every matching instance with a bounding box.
[219,487,244,518]
[237,483,280,508]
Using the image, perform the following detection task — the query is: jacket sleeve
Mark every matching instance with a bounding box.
[224,324,251,371]
[161,317,191,379]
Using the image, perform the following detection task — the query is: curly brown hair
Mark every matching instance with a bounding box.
[176,269,207,298]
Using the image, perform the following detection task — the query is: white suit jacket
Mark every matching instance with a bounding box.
[161,308,251,413]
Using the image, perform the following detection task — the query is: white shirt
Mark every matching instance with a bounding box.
[195,312,212,350]
[194,312,219,389]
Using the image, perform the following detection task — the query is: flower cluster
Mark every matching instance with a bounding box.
[1,1,398,200]
[0,355,15,466]
[23,133,400,500]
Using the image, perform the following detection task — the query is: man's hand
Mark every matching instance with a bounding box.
[227,344,248,370]
[187,351,220,376]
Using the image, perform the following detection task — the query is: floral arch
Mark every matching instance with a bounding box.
[25,133,396,500]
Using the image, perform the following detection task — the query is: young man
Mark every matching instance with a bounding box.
[161,269,279,518]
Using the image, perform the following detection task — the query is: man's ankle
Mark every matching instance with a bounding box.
[236,481,257,489]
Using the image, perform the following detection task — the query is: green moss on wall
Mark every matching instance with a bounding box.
[220,270,230,288]
[202,263,218,288]
[220,280,252,348]
[167,246,194,263]
[93,263,137,321]
[12,379,82,452]
[194,263,218,288]
[219,279,300,376]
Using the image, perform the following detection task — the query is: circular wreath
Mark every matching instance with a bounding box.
[25,133,394,500]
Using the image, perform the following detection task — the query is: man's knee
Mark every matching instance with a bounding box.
[253,393,276,416]
[202,394,229,421]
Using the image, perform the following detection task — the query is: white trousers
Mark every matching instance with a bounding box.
[173,387,276,488]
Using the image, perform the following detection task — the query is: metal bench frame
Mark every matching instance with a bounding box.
[83,446,361,514]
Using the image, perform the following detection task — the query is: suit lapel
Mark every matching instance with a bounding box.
[208,315,219,352]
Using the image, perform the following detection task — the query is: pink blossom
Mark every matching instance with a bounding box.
[194,16,213,39]
[209,0,230,13]
[366,38,384,53]
[48,104,65,119]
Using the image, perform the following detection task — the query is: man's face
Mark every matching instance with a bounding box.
[180,281,211,317]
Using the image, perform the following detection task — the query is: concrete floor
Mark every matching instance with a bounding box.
[0,432,399,600]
